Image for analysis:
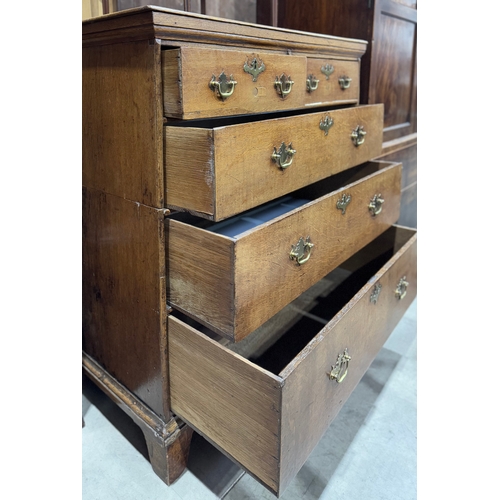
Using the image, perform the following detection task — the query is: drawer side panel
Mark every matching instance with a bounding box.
[278,230,417,493]
[165,127,215,217]
[166,220,234,334]
[168,316,282,493]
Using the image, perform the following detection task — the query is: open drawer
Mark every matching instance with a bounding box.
[166,160,401,342]
[168,225,417,496]
[165,104,383,221]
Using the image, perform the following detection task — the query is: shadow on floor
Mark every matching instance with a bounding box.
[82,375,243,498]
[223,347,402,499]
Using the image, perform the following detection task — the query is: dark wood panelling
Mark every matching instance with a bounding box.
[371,0,417,141]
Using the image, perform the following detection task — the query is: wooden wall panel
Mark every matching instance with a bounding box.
[370,1,417,141]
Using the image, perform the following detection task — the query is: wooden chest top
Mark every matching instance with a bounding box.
[82,5,367,60]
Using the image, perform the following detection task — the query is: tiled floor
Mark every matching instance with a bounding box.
[82,298,417,500]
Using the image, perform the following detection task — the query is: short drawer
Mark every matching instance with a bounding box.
[162,47,307,119]
[165,104,383,221]
[169,225,417,496]
[166,160,401,342]
[304,57,360,106]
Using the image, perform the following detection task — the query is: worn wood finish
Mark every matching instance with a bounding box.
[82,188,168,418]
[168,226,417,495]
[164,127,215,217]
[146,421,194,485]
[82,6,398,492]
[83,352,193,485]
[165,104,383,220]
[166,221,235,336]
[82,39,164,207]
[162,47,307,119]
[304,58,359,106]
[166,161,401,341]
[279,226,417,490]
[168,315,283,493]
[82,6,367,62]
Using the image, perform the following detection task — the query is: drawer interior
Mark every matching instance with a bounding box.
[167,161,394,239]
[164,103,357,129]
[171,224,415,374]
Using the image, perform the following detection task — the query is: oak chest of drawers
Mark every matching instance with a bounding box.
[82,6,417,496]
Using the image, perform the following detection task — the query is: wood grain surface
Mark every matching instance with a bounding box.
[82,6,367,62]
[279,226,417,491]
[265,0,417,143]
[82,188,168,418]
[165,104,383,221]
[304,57,360,106]
[166,161,401,341]
[168,315,283,493]
[168,226,417,494]
[166,220,235,336]
[233,161,401,340]
[164,127,215,217]
[162,47,307,119]
[82,39,164,207]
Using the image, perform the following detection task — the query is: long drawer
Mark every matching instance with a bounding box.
[168,225,417,495]
[166,160,401,342]
[162,47,360,120]
[165,104,383,221]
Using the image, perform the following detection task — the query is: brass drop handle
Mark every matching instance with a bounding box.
[395,276,409,300]
[272,142,296,170]
[306,74,320,92]
[351,125,367,146]
[209,72,237,101]
[368,193,384,216]
[290,236,313,265]
[339,76,352,90]
[328,348,351,383]
[275,73,294,99]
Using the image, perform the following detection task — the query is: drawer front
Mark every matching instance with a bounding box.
[279,227,417,490]
[162,47,307,119]
[168,226,417,495]
[167,161,401,342]
[304,58,360,106]
[165,104,383,221]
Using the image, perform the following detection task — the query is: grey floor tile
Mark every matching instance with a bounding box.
[83,299,416,500]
